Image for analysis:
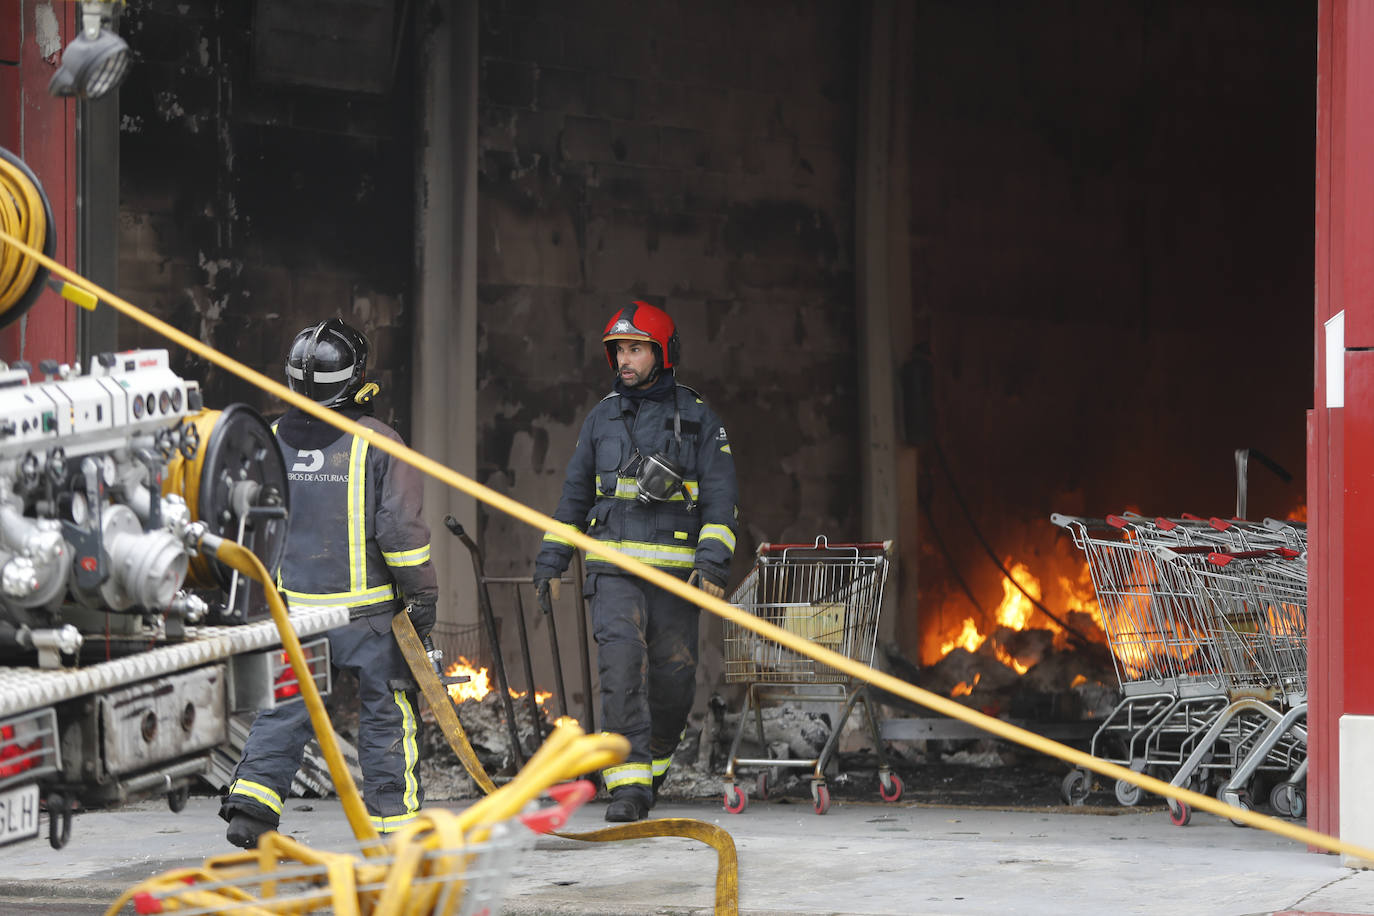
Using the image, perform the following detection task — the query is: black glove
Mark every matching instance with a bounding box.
[406,602,436,639]
[533,575,561,603]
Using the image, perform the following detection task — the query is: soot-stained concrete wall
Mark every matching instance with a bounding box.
[115,0,417,438]
[474,0,862,590]
[908,2,1315,663]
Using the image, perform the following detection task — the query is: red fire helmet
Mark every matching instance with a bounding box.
[601,301,680,370]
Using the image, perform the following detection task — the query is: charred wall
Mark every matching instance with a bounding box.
[474,0,862,587]
[909,2,1316,664]
[115,0,417,437]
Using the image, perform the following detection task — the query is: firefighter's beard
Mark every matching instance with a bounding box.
[618,362,657,389]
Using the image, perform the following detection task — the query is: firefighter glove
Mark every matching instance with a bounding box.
[407,602,437,639]
[688,569,725,599]
[534,576,561,603]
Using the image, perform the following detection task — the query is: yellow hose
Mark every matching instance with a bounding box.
[104,720,628,915]
[211,537,382,851]
[0,150,48,325]
[3,226,1371,866]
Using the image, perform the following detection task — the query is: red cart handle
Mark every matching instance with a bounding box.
[520,779,596,834]
[758,541,889,553]
[1208,547,1301,566]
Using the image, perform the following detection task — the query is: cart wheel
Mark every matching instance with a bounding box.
[1270,783,1303,818]
[879,772,904,803]
[723,785,746,815]
[756,770,771,801]
[812,783,831,816]
[1114,778,1142,808]
[1169,801,1191,827]
[1223,792,1251,828]
[1061,768,1090,806]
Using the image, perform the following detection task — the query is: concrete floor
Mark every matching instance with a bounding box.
[1,796,1371,915]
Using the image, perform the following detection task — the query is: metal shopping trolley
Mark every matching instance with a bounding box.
[1052,514,1235,806]
[1054,513,1309,821]
[1157,545,1309,825]
[720,537,897,815]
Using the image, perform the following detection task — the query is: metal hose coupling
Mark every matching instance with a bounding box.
[181,520,223,557]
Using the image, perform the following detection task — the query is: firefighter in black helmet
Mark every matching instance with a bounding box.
[534,301,740,822]
[219,317,437,848]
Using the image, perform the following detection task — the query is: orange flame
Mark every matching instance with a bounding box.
[950,672,981,698]
[444,656,552,706]
[937,562,1046,674]
[940,617,983,656]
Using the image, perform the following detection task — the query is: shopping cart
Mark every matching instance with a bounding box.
[720,537,897,815]
[1155,544,1308,825]
[1053,513,1309,822]
[1051,514,1233,807]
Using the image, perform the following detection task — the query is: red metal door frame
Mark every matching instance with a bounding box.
[0,0,77,370]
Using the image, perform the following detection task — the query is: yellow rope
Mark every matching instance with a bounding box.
[3,225,1371,867]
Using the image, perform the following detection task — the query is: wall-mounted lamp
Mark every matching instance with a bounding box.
[49,1,131,100]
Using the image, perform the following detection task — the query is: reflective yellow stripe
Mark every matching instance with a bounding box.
[673,531,689,540]
[370,812,420,833]
[652,756,673,777]
[612,478,700,501]
[588,539,696,569]
[347,436,369,592]
[699,523,736,553]
[603,762,652,790]
[230,778,283,815]
[280,582,397,608]
[394,689,420,814]
[542,522,580,547]
[383,543,431,567]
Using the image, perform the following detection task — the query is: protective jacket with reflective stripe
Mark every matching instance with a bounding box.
[274,408,437,616]
[534,377,739,586]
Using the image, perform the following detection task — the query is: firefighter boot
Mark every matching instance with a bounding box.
[604,786,651,823]
[226,812,274,849]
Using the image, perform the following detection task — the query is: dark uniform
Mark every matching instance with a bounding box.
[220,405,436,836]
[534,370,738,808]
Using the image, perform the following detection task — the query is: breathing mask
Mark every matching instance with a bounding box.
[634,452,690,507]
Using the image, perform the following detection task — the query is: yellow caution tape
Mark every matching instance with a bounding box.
[3,226,1371,871]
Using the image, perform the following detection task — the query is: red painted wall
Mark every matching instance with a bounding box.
[1313,0,1374,839]
[0,0,77,370]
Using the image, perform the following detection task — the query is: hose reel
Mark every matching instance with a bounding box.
[163,405,290,623]
[0,146,57,331]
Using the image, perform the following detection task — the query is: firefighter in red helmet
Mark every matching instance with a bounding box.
[534,301,740,822]
[220,318,437,848]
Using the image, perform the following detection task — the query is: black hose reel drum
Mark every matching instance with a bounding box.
[164,405,290,624]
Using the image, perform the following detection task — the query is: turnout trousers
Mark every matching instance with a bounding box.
[219,612,423,834]
[588,572,700,800]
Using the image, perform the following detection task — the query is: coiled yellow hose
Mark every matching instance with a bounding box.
[0,147,52,329]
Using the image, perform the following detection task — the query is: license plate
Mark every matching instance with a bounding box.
[0,783,40,847]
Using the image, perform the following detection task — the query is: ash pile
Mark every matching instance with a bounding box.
[907,627,1121,722]
[416,693,922,804]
